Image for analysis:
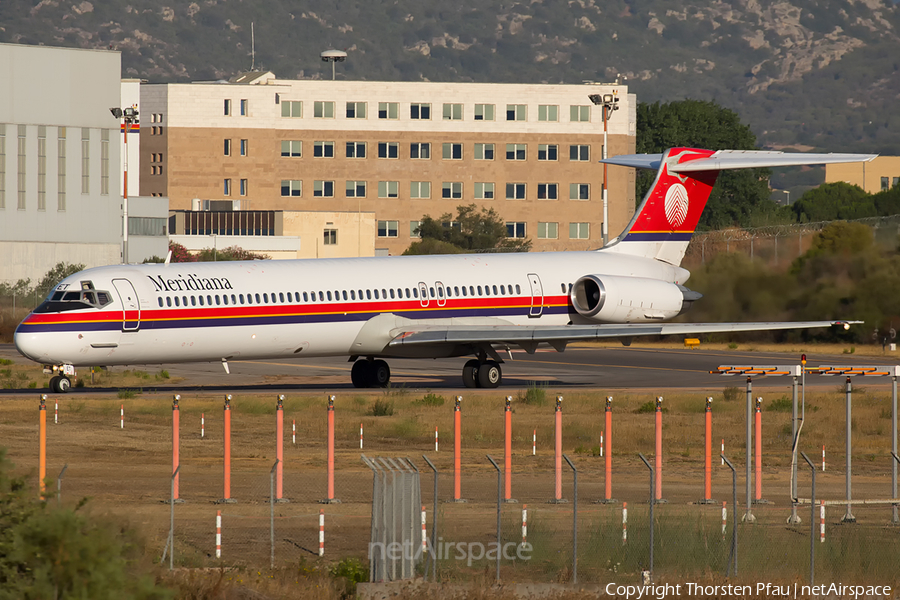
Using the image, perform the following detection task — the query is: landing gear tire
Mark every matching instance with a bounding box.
[462,360,480,388]
[351,360,372,388]
[370,360,391,388]
[50,375,71,393]
[477,361,502,388]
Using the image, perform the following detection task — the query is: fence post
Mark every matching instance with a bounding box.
[637,453,654,584]
[800,451,816,585]
[270,459,278,568]
[721,454,737,577]
[486,455,502,583]
[56,464,68,507]
[563,454,578,585]
[892,452,900,526]
[422,455,438,582]
[842,377,856,523]
[169,465,181,570]
[789,374,802,525]
[743,377,755,523]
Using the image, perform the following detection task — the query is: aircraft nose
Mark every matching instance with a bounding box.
[14,325,49,363]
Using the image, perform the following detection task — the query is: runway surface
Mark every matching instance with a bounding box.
[3,343,897,393]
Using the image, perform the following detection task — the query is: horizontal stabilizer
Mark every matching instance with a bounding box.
[601,149,877,172]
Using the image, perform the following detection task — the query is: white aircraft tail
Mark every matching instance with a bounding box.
[600,148,877,266]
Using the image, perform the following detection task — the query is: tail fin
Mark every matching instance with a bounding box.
[601,148,878,266]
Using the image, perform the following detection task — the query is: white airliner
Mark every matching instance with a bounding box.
[15,147,874,393]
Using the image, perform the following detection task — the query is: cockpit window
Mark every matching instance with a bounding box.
[33,283,114,313]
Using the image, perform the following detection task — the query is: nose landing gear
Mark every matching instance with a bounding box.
[49,375,72,393]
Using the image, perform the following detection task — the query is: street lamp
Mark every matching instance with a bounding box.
[110,105,139,263]
[320,49,347,80]
[588,91,620,245]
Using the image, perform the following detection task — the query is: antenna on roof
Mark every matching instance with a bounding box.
[250,22,255,71]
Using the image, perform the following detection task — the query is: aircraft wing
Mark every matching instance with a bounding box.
[601,150,877,172]
[388,320,860,350]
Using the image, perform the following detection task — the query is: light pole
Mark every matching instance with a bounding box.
[110,105,139,263]
[320,49,347,81]
[588,92,620,245]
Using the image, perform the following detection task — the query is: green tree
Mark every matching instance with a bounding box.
[404,204,532,254]
[791,182,875,223]
[636,100,774,230]
[196,245,268,261]
[35,262,86,293]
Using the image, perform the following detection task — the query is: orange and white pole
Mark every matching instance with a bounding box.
[504,396,513,502]
[276,395,284,501]
[453,396,462,501]
[54,401,58,425]
[622,501,627,544]
[600,431,604,457]
[173,395,180,500]
[755,397,762,502]
[120,403,124,429]
[605,397,613,501]
[223,395,233,502]
[201,413,205,439]
[655,396,663,501]
[532,429,536,456]
[704,397,713,502]
[521,504,528,547]
[215,510,222,558]
[39,395,47,497]
[360,423,363,450]
[554,396,563,501]
[318,509,325,557]
[292,419,296,445]
[721,438,725,465]
[326,396,336,502]
[435,426,439,452]
[820,500,825,542]
[822,444,826,472]
[722,501,727,540]
[421,505,427,554]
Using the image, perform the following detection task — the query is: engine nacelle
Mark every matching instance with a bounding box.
[569,274,701,323]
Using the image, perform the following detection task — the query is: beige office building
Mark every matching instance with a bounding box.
[140,73,636,256]
[825,156,900,194]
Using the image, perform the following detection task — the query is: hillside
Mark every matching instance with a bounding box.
[2,0,899,153]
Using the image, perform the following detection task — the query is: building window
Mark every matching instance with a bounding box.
[80,128,90,195]
[314,101,335,118]
[240,179,248,196]
[537,183,558,200]
[314,180,334,197]
[474,182,494,199]
[224,99,231,116]
[240,139,248,156]
[442,143,462,160]
[538,222,558,239]
[240,99,248,116]
[346,180,367,197]
[474,143,494,160]
[281,140,302,157]
[223,179,232,196]
[378,220,399,237]
[570,105,590,122]
[36,126,46,211]
[224,139,232,156]
[410,221,421,238]
[346,141,367,158]
[506,222,526,239]
[475,104,495,121]
[882,177,890,191]
[17,125,26,209]
[570,145,590,161]
[506,144,526,161]
[314,141,335,157]
[443,103,463,120]
[569,222,590,239]
[410,143,430,159]
[410,103,431,119]
[893,177,900,188]
[100,129,110,196]
[346,101,367,119]
[378,102,399,119]
[57,127,65,211]
[281,100,302,117]
[442,182,462,199]
[410,181,431,199]
[378,142,399,159]
[506,104,526,121]
[506,183,526,200]
[128,216,167,237]
[324,229,338,245]
[570,183,590,200]
[538,105,558,122]
[378,181,399,198]
[538,144,558,161]
[281,180,302,197]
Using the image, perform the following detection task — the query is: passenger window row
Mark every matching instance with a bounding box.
[155,284,525,308]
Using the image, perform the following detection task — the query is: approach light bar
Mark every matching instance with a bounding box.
[712,365,802,377]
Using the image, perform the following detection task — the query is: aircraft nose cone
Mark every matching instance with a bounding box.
[14,325,48,363]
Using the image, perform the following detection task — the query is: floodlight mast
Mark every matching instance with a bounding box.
[589,90,620,245]
[110,105,139,263]
[320,49,347,81]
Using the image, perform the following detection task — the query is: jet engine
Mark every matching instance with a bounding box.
[569,274,702,323]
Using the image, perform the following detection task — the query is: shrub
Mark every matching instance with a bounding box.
[722,387,742,402]
[766,395,793,412]
[634,401,668,414]
[369,398,394,417]
[414,393,445,407]
[520,384,547,406]
[117,389,140,399]
[329,557,368,597]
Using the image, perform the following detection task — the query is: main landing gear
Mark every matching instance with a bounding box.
[462,359,502,389]
[351,358,392,388]
[49,375,72,393]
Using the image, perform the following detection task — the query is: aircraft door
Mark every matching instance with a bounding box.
[527,273,543,317]
[417,282,429,308]
[435,281,446,307]
[112,279,141,331]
